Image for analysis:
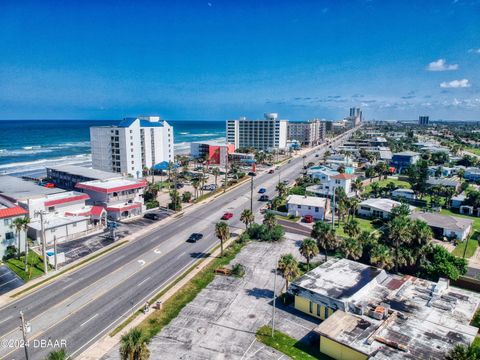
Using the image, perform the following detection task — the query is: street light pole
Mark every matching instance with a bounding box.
[53,235,58,271]
[34,210,48,275]
[248,172,256,213]
[19,311,30,360]
[224,151,228,193]
[271,258,278,337]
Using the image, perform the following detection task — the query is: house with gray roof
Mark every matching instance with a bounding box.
[411,212,473,241]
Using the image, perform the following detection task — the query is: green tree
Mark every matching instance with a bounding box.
[10,216,29,260]
[212,167,220,188]
[168,189,182,211]
[370,182,380,197]
[343,219,360,238]
[299,238,319,270]
[119,328,150,360]
[263,212,277,230]
[240,209,255,229]
[420,245,467,281]
[45,349,69,360]
[445,344,478,360]
[191,178,200,199]
[271,197,282,211]
[311,221,338,262]
[215,221,230,257]
[351,178,364,196]
[370,244,394,270]
[277,254,300,290]
[340,237,363,260]
[276,182,288,198]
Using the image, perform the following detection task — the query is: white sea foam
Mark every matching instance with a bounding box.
[179,132,190,135]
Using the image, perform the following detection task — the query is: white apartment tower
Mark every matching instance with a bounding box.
[287,119,326,146]
[90,116,174,178]
[226,113,288,151]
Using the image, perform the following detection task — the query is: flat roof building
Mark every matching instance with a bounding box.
[0,175,64,202]
[287,119,325,147]
[46,165,120,190]
[290,258,480,360]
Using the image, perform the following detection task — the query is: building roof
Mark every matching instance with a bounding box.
[0,196,28,219]
[286,195,328,208]
[43,191,90,207]
[28,215,90,231]
[291,258,383,301]
[65,205,105,217]
[426,178,460,187]
[392,151,420,157]
[392,188,414,194]
[411,212,473,233]
[106,202,142,212]
[331,173,355,180]
[47,165,119,180]
[0,175,64,201]
[359,198,407,213]
[76,178,147,194]
[118,117,165,128]
[305,259,480,359]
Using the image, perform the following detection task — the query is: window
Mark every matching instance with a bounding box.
[48,206,55,212]
[5,232,14,240]
[308,206,311,210]
[4,219,11,226]
[315,207,319,212]
[297,205,301,209]
[309,301,313,313]
[317,304,321,317]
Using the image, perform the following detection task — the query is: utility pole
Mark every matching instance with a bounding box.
[223,151,228,193]
[331,187,336,228]
[271,258,278,337]
[19,311,30,360]
[248,172,256,212]
[53,235,58,271]
[34,210,48,275]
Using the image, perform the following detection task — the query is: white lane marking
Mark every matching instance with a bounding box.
[175,251,186,260]
[0,315,12,325]
[154,249,161,254]
[137,277,151,287]
[138,260,146,266]
[80,313,98,327]
[0,278,18,289]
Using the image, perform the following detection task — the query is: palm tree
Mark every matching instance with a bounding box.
[370,182,380,197]
[212,167,220,188]
[386,214,411,273]
[347,198,359,220]
[271,197,282,211]
[340,237,363,260]
[119,328,150,360]
[263,212,277,230]
[370,244,394,270]
[343,219,360,238]
[277,254,300,290]
[10,217,29,260]
[215,221,230,257]
[311,221,338,262]
[240,209,254,229]
[276,182,287,198]
[46,349,69,360]
[299,238,319,270]
[191,178,200,199]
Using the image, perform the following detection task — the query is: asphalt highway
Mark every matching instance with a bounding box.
[0,129,354,360]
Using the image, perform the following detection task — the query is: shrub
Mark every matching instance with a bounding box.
[145,200,159,209]
[231,263,245,277]
[182,192,192,203]
[246,223,284,242]
[2,245,17,261]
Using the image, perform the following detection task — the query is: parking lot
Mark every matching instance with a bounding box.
[55,209,172,265]
[0,265,24,295]
[103,232,321,359]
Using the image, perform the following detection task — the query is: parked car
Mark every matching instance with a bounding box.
[143,213,160,220]
[268,169,275,174]
[187,233,203,243]
[221,212,233,220]
[303,215,314,223]
[258,188,267,193]
[202,184,217,191]
[282,179,289,185]
[315,154,319,157]
[259,195,269,201]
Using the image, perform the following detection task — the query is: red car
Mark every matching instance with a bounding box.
[303,215,314,223]
[221,212,233,220]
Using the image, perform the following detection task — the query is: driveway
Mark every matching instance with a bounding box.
[0,265,24,295]
[277,218,312,237]
[104,232,321,359]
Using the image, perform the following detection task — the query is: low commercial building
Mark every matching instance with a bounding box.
[357,198,413,219]
[0,196,28,259]
[286,195,327,220]
[411,212,472,241]
[0,175,64,203]
[190,141,235,167]
[76,178,147,220]
[289,258,480,360]
[390,151,420,172]
[391,188,416,200]
[46,165,119,190]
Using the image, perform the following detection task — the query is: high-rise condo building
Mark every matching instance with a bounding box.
[419,115,429,126]
[287,119,326,146]
[226,113,288,151]
[347,107,362,127]
[90,116,174,178]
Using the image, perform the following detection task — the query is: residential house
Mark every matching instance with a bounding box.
[357,198,413,219]
[0,197,28,259]
[465,167,480,182]
[391,188,416,200]
[390,151,420,172]
[286,195,327,220]
[451,193,466,209]
[426,177,461,191]
[306,169,355,198]
[289,258,480,360]
[411,212,472,241]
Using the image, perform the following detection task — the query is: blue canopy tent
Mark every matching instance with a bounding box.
[152,161,180,171]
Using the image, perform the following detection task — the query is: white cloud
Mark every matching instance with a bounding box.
[440,79,471,88]
[468,48,480,54]
[427,58,459,71]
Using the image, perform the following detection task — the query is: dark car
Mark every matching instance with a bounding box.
[259,195,269,201]
[143,213,160,220]
[258,188,267,193]
[315,154,319,157]
[268,169,275,174]
[187,233,204,243]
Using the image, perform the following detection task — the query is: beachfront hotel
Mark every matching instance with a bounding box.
[226,113,288,151]
[90,116,174,178]
[287,119,326,146]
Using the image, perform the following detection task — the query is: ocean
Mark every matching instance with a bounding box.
[0,120,226,177]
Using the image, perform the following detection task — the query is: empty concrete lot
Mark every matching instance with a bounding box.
[105,232,321,360]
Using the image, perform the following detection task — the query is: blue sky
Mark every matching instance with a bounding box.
[0,0,479,121]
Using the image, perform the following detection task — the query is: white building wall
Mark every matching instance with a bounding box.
[287,203,325,220]
[1,216,26,258]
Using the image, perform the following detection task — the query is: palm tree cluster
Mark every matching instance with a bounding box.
[242,211,284,242]
[119,328,150,360]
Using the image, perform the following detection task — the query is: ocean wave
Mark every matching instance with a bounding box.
[179,132,190,135]
[0,154,92,175]
[0,141,91,157]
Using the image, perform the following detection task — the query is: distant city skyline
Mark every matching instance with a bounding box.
[0,0,479,120]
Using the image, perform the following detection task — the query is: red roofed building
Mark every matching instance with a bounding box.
[0,196,28,259]
[75,178,146,220]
